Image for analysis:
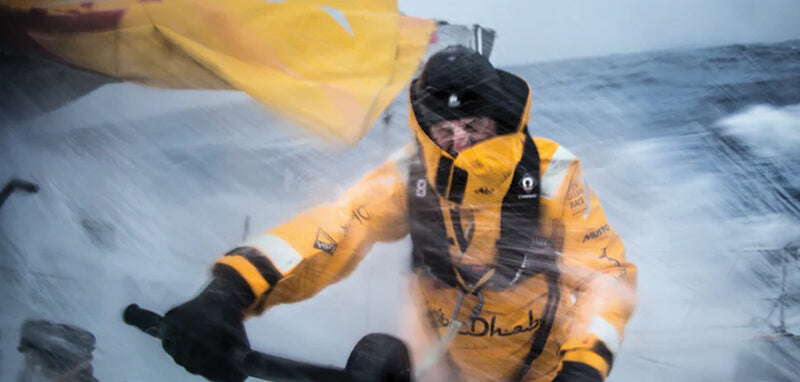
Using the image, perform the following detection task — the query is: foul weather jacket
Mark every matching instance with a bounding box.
[213,138,637,382]
[214,69,636,382]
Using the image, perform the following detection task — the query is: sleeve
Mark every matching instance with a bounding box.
[213,147,412,316]
[542,144,638,380]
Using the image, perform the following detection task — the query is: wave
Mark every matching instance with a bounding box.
[716,103,800,158]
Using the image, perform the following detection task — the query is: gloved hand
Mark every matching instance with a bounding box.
[160,273,254,382]
[552,361,603,382]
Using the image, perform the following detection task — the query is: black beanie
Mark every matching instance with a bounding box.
[412,45,519,134]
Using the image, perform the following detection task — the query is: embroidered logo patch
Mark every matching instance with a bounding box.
[313,228,337,255]
[520,173,537,193]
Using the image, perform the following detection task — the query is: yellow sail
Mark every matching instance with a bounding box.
[1,0,435,144]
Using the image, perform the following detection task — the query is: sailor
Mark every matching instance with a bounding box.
[159,45,637,382]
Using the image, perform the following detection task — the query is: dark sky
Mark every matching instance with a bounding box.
[400,0,800,65]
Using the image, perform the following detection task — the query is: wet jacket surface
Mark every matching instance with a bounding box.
[214,74,638,381]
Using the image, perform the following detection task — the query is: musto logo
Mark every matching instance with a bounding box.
[428,307,541,337]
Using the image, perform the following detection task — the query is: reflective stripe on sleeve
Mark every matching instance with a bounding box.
[246,234,303,275]
[540,146,575,199]
[587,315,621,354]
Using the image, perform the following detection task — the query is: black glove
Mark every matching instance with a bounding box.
[552,361,603,382]
[160,270,255,382]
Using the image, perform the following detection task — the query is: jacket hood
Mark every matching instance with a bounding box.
[408,71,533,212]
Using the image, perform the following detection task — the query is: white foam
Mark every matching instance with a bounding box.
[716,103,800,158]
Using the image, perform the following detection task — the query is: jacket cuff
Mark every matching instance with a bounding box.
[207,264,257,311]
[559,336,614,379]
[555,361,604,382]
[214,246,284,306]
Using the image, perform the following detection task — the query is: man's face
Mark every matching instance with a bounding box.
[429,117,498,155]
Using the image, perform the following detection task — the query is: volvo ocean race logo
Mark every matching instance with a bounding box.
[518,173,538,199]
[520,173,536,193]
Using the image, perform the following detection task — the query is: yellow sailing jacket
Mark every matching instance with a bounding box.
[215,74,637,381]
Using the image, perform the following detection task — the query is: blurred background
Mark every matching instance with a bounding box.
[1,1,800,381]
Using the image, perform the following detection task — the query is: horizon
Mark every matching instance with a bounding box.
[399,0,800,66]
[497,37,800,69]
